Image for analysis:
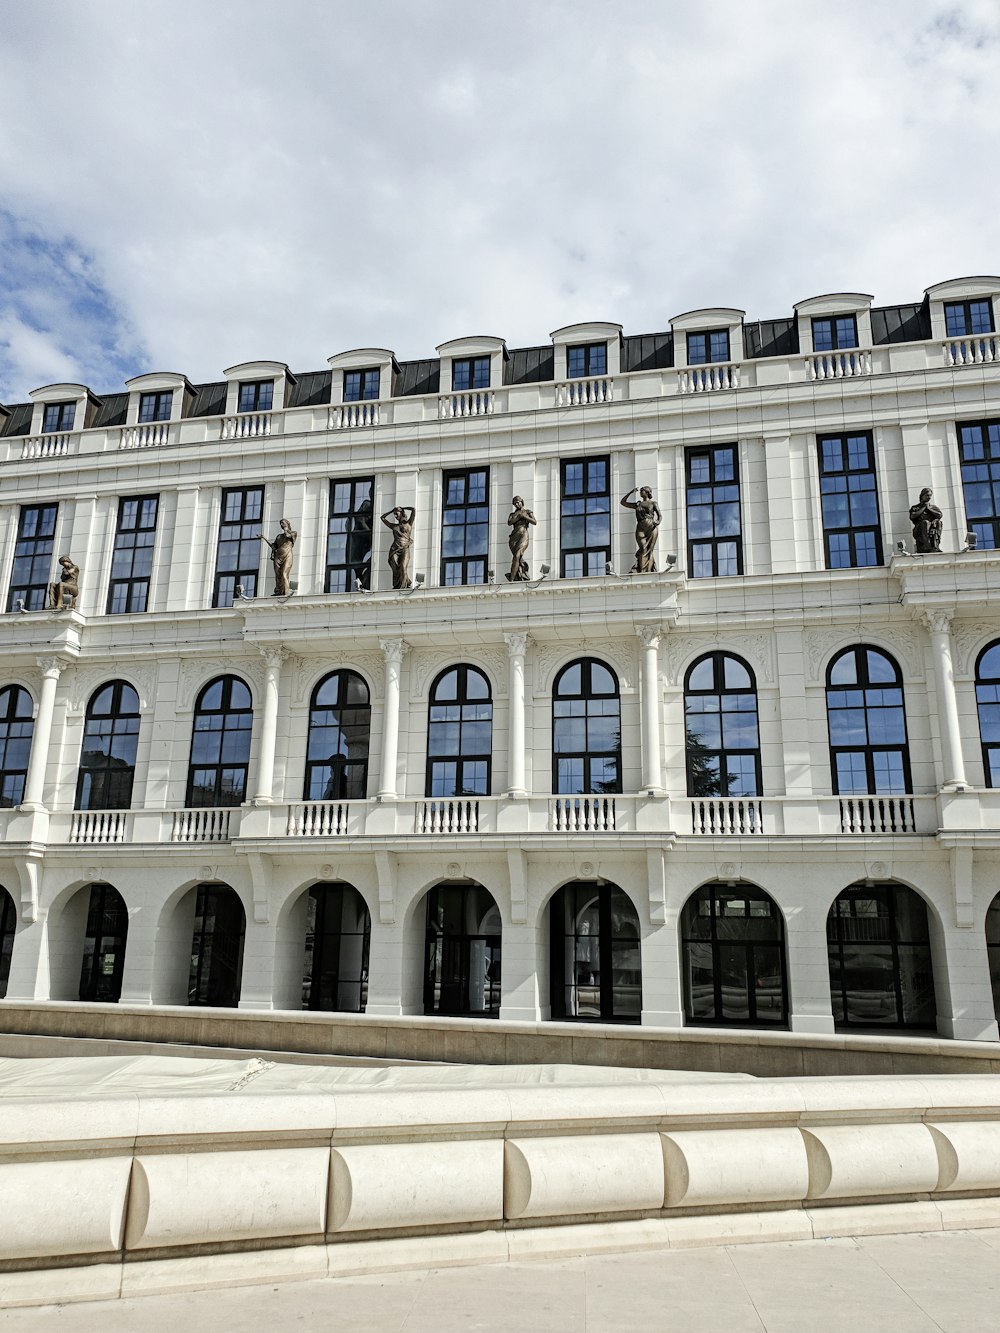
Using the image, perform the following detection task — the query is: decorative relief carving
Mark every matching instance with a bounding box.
[804,626,920,683]
[533,639,635,692]
[662,632,775,686]
[411,647,507,697]
[504,631,531,658]
[953,621,996,678]
[289,652,383,706]
[921,609,953,637]
[635,624,662,650]
[178,656,264,706]
[66,661,159,713]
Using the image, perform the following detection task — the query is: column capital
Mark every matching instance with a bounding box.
[36,655,69,678]
[504,631,531,657]
[636,624,662,650]
[257,643,287,670]
[379,638,410,665]
[921,608,953,636]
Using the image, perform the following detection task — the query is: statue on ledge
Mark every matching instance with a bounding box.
[381,505,416,589]
[909,487,943,553]
[260,518,297,595]
[506,496,537,581]
[48,555,79,610]
[620,486,662,572]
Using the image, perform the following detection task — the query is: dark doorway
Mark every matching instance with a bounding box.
[424,883,501,1017]
[302,883,371,1012]
[681,884,787,1027]
[549,881,641,1022]
[188,884,246,1007]
[78,883,129,1003]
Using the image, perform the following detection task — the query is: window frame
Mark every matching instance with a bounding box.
[440,466,490,587]
[41,401,76,434]
[107,494,159,614]
[138,391,173,423]
[681,884,788,1028]
[827,882,935,1030]
[684,652,761,797]
[186,675,254,808]
[811,315,858,352]
[325,477,374,592]
[818,431,884,569]
[976,641,1000,788]
[686,329,731,365]
[343,368,380,402]
[423,882,502,1018]
[0,884,15,998]
[425,664,493,798]
[549,880,642,1024]
[566,343,607,379]
[958,419,1000,550]
[305,669,372,801]
[237,380,274,413]
[188,883,245,1006]
[559,455,612,579]
[451,357,491,392]
[944,300,995,338]
[75,681,141,812]
[7,503,59,612]
[213,486,264,607]
[0,685,33,809]
[303,882,371,1012]
[825,645,911,796]
[552,657,622,795]
[685,444,743,577]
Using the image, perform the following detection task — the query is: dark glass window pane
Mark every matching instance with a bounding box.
[552,659,621,794]
[686,446,742,577]
[560,456,611,578]
[186,677,253,806]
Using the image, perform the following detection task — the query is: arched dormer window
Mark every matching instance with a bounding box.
[826,646,910,794]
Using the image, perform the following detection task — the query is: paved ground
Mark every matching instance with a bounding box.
[4,1229,1000,1331]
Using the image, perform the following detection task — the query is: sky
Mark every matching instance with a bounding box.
[1,0,1000,402]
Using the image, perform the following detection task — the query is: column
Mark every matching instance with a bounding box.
[922,610,968,790]
[21,656,66,810]
[504,631,529,797]
[251,645,285,803]
[378,638,408,799]
[637,625,664,796]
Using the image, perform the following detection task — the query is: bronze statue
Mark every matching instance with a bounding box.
[620,486,662,572]
[909,487,943,553]
[260,518,297,595]
[506,496,536,581]
[47,555,79,610]
[381,506,416,589]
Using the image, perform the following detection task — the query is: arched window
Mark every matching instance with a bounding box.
[424,882,501,1017]
[684,653,761,796]
[0,686,33,808]
[826,646,910,794]
[426,666,493,797]
[976,641,1000,787]
[188,884,246,1006]
[302,882,371,1012]
[681,884,787,1027]
[78,883,129,1003]
[305,671,371,800]
[986,894,1000,1023]
[550,881,641,1022]
[76,682,141,810]
[187,676,253,807]
[827,883,935,1029]
[552,659,621,794]
[0,885,15,997]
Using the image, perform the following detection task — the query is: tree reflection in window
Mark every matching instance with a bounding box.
[552,659,621,794]
[426,665,492,797]
[684,653,760,797]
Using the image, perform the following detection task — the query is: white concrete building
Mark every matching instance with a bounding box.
[1,276,1000,1040]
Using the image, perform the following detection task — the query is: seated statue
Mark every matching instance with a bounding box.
[48,555,79,611]
[909,487,943,553]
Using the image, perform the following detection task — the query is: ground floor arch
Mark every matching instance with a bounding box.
[549,880,642,1023]
[986,892,1000,1025]
[301,881,371,1012]
[681,882,788,1028]
[47,882,128,1003]
[0,885,15,998]
[827,882,936,1030]
[423,882,501,1018]
[188,883,246,1007]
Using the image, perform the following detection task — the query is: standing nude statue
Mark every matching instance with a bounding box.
[47,555,79,610]
[620,486,662,573]
[381,506,416,589]
[909,487,943,553]
[260,518,297,595]
[506,496,536,581]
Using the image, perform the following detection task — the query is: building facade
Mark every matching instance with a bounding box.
[1,278,1000,1039]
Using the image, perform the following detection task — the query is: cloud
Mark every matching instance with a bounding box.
[1,0,999,401]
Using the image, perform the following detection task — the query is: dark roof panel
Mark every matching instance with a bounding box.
[872,303,930,345]
[394,359,440,397]
[189,381,227,418]
[623,333,673,372]
[1,403,32,438]
[504,345,554,385]
[288,370,332,408]
[744,319,799,359]
[93,392,128,428]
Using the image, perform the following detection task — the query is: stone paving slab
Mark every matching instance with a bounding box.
[4,1229,1000,1331]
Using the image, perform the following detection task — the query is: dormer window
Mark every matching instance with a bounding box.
[945,300,994,338]
[812,316,858,352]
[344,368,380,402]
[41,402,75,433]
[452,357,490,391]
[567,343,607,378]
[238,380,273,413]
[687,330,730,365]
[138,390,173,423]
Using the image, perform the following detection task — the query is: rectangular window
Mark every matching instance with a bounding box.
[812,316,858,352]
[945,300,994,338]
[41,402,75,434]
[138,391,173,423]
[566,343,607,379]
[560,456,611,578]
[818,432,883,569]
[7,504,58,611]
[237,381,273,413]
[343,369,380,402]
[451,357,490,391]
[958,419,1000,549]
[686,445,743,577]
[107,495,159,614]
[213,486,264,607]
[687,330,730,365]
[326,477,374,591]
[441,467,490,586]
